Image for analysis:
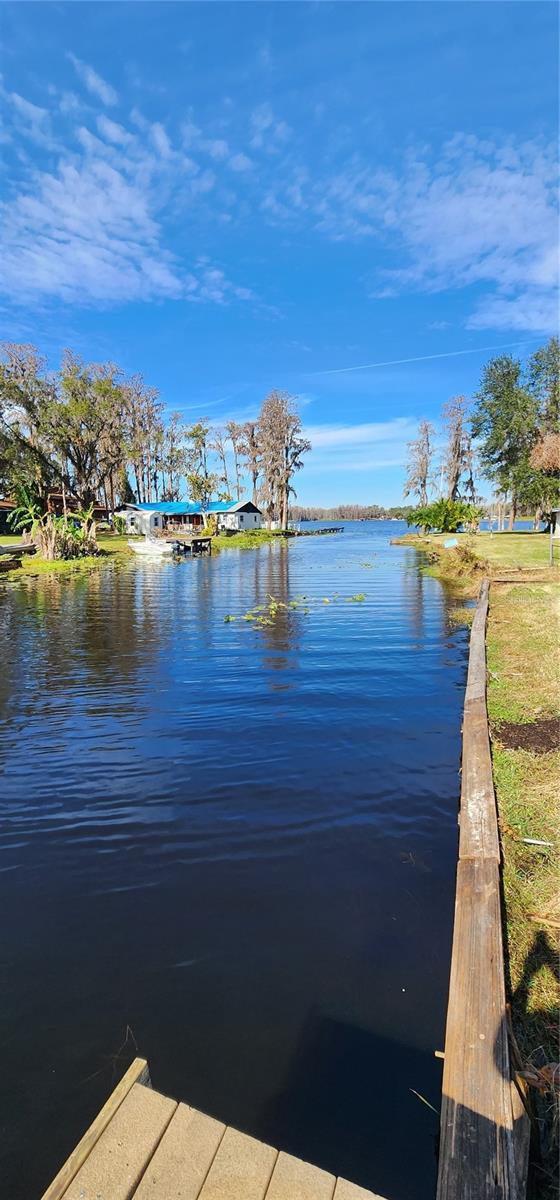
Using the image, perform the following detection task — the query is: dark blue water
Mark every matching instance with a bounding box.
[0,521,469,1200]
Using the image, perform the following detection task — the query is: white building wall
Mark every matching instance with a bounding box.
[219,510,262,531]
[123,510,161,536]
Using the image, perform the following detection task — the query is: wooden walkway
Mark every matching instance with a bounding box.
[436,580,530,1200]
[42,1058,384,1200]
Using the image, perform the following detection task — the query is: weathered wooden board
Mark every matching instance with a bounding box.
[459,701,501,862]
[62,1082,176,1200]
[437,579,523,1200]
[41,1057,152,1200]
[264,1151,335,1200]
[437,856,517,1197]
[463,579,489,705]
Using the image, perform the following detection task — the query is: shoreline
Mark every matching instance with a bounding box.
[399,532,559,1196]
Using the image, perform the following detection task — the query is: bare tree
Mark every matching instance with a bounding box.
[441,395,476,500]
[258,391,311,529]
[210,427,231,498]
[224,421,244,501]
[238,421,261,504]
[403,420,435,506]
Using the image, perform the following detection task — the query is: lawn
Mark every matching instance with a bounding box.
[401,530,554,569]
[0,532,134,579]
[487,582,559,1192]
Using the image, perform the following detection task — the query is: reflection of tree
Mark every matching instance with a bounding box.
[258,541,301,679]
[401,555,426,645]
[0,564,163,724]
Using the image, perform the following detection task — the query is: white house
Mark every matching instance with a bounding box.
[217,500,262,531]
[117,500,262,535]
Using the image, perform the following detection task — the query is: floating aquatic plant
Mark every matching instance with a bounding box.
[225,591,367,626]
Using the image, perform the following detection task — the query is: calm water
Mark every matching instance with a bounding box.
[0,521,469,1200]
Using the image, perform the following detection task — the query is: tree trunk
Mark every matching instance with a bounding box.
[508,498,517,531]
[280,484,289,530]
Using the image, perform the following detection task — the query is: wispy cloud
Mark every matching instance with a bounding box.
[259,133,558,335]
[2,57,557,335]
[302,418,417,473]
[229,152,253,172]
[4,89,54,148]
[67,53,118,106]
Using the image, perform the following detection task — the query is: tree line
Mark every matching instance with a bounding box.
[0,345,311,529]
[290,503,415,521]
[403,338,559,529]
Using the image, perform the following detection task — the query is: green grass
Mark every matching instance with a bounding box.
[397,530,554,569]
[487,585,560,723]
[211,528,285,550]
[487,583,559,1188]
[1,533,134,580]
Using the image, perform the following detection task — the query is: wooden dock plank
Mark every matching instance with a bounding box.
[62,1083,176,1200]
[132,1103,225,1200]
[264,1150,335,1200]
[196,1126,277,1200]
[41,1057,152,1200]
[333,1180,386,1200]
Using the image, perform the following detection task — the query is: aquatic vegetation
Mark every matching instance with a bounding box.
[224,591,367,626]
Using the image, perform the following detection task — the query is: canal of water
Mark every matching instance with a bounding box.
[0,521,470,1200]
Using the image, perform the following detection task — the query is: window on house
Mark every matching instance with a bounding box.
[153,517,159,527]
[239,514,244,523]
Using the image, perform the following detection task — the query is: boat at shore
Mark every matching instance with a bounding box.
[128,537,175,557]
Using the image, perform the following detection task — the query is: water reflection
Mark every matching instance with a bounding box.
[0,522,468,1200]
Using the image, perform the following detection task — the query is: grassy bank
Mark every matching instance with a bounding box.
[488,582,559,1192]
[399,531,559,1184]
[210,528,286,550]
[394,531,558,596]
[0,533,133,580]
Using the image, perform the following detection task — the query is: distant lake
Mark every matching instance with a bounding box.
[0,520,470,1200]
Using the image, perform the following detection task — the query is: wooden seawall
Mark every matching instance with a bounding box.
[436,580,530,1200]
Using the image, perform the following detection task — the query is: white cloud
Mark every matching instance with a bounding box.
[467,292,559,334]
[185,264,255,305]
[204,138,229,161]
[150,121,172,158]
[6,91,53,147]
[1,99,254,308]
[250,102,292,151]
[97,114,133,146]
[1,156,181,304]
[302,418,417,473]
[305,418,415,450]
[67,53,118,106]
[229,152,253,172]
[258,133,558,334]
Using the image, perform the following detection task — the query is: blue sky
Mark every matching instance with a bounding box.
[1,1,558,504]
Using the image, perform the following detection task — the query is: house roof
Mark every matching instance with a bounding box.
[125,500,261,515]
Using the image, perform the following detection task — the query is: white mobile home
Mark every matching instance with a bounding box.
[117,500,263,535]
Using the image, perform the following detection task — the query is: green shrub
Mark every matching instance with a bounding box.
[407,498,484,533]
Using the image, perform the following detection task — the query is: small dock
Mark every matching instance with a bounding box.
[166,535,213,555]
[292,526,343,537]
[42,1057,384,1200]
